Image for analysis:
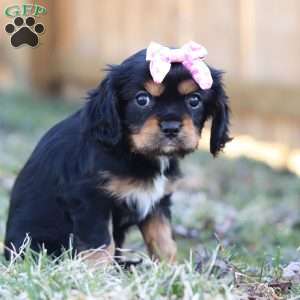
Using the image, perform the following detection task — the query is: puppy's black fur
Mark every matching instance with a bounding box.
[4,48,231,260]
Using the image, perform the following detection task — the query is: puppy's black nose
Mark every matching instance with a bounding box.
[160,121,182,137]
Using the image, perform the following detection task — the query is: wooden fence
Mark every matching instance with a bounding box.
[0,0,300,151]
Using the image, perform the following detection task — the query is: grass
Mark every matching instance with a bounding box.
[0,90,300,299]
[0,248,242,300]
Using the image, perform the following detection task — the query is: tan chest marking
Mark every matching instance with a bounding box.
[101,159,170,220]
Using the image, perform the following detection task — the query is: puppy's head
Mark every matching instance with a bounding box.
[82,49,231,157]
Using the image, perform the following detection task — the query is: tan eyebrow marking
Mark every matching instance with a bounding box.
[177,79,199,95]
[144,80,165,97]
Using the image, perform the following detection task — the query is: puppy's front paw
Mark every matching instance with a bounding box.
[78,243,115,268]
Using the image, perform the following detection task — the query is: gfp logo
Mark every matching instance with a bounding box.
[4,4,47,48]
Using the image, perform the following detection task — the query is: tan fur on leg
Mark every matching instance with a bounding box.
[79,241,115,268]
[139,213,177,263]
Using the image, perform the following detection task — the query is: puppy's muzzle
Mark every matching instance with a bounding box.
[160,121,182,138]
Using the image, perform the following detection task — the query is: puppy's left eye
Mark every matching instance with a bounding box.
[135,92,151,107]
[186,94,202,109]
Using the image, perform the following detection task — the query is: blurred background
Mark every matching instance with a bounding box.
[1,0,300,173]
[0,0,299,265]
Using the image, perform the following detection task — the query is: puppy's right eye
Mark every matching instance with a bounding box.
[135,92,151,107]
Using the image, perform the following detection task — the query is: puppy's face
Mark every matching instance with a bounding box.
[122,73,206,156]
[84,49,231,157]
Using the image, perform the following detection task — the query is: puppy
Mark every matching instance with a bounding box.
[4,42,231,263]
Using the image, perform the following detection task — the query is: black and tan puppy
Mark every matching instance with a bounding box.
[4,44,231,263]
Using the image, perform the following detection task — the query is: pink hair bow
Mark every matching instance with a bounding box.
[146,41,213,90]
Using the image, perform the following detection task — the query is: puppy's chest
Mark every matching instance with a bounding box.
[102,159,171,220]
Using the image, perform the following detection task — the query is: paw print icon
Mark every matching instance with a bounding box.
[5,16,45,48]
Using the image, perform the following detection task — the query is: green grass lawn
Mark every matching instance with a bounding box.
[0,91,299,299]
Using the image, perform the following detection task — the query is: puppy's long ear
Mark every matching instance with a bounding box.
[209,70,232,156]
[82,74,121,146]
